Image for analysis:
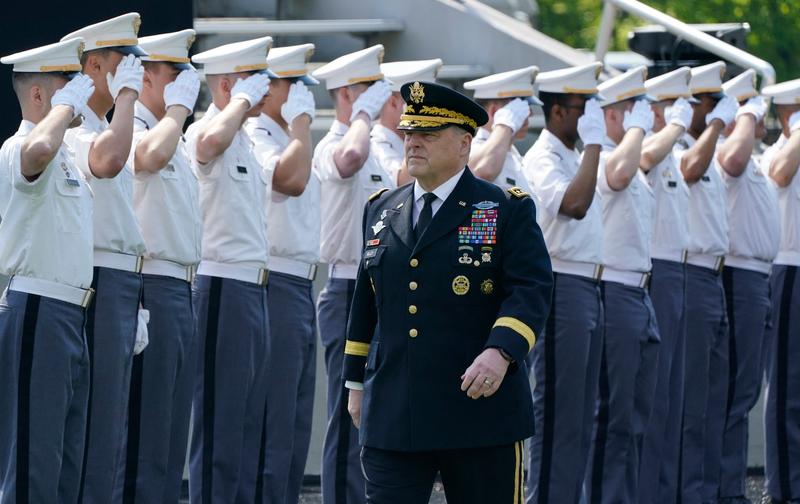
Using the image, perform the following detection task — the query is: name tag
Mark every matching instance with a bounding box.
[506,177,516,185]
[237,166,248,174]
[668,181,677,188]
[371,174,383,182]
[66,179,80,187]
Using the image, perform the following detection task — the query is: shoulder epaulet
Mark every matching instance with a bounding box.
[506,186,530,199]
[368,187,390,202]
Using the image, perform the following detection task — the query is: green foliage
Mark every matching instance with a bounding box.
[533,0,800,82]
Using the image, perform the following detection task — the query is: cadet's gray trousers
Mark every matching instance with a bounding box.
[116,273,196,504]
[80,266,141,503]
[528,272,603,504]
[190,275,269,504]
[0,289,89,503]
[262,271,317,504]
[765,264,800,501]
[679,264,729,504]
[317,277,366,504]
[586,280,660,504]
[718,266,771,499]
[638,259,687,504]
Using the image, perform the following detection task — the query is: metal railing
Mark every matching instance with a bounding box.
[594,0,776,86]
[193,17,405,36]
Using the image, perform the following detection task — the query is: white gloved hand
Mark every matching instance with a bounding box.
[105,54,143,101]
[735,95,767,122]
[492,98,531,135]
[789,111,800,133]
[706,95,739,127]
[281,81,316,125]
[164,69,201,113]
[350,79,392,121]
[665,97,693,130]
[231,73,271,108]
[133,308,150,355]
[577,98,606,146]
[51,74,95,119]
[623,99,655,133]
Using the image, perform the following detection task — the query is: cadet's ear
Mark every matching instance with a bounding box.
[28,84,44,108]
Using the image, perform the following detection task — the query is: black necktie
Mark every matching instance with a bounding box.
[415,192,437,242]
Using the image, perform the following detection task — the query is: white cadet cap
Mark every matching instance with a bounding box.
[762,78,800,105]
[1,38,84,73]
[537,62,603,97]
[381,59,443,93]
[689,61,726,97]
[598,65,652,107]
[138,29,196,70]
[192,36,276,76]
[312,44,384,90]
[267,43,318,85]
[464,65,543,106]
[722,69,758,102]
[61,12,146,57]
[645,67,698,103]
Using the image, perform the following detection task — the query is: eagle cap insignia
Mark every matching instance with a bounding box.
[133,17,141,36]
[410,81,425,104]
[187,34,196,50]
[77,41,85,58]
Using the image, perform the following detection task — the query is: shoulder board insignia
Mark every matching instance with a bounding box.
[507,186,529,199]
[368,187,390,202]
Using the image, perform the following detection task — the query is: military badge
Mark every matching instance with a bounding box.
[409,81,425,104]
[473,201,499,210]
[480,279,494,295]
[458,253,472,265]
[371,220,386,235]
[452,275,470,296]
[458,209,498,245]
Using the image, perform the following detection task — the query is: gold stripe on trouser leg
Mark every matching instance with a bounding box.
[513,441,521,504]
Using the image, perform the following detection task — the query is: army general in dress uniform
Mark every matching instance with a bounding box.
[342,81,553,503]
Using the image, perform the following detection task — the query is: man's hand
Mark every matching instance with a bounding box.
[106,54,143,101]
[51,74,95,119]
[735,95,767,122]
[231,73,271,109]
[164,69,201,114]
[348,389,364,428]
[281,81,316,125]
[460,348,510,399]
[577,98,606,146]
[665,97,693,130]
[706,95,739,128]
[623,99,654,134]
[493,98,531,135]
[350,79,392,122]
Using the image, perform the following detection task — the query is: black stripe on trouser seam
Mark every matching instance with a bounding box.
[590,282,609,504]
[77,268,99,502]
[124,275,146,504]
[202,277,224,504]
[17,294,41,503]
[723,268,738,428]
[537,274,558,504]
[335,279,357,504]
[254,400,268,502]
[777,266,797,498]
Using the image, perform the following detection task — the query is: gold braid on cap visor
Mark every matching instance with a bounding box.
[399,105,478,130]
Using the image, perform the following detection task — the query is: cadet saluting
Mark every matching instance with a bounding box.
[343,81,552,503]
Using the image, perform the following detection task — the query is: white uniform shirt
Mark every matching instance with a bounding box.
[185,104,269,268]
[0,121,93,288]
[246,113,321,265]
[131,102,202,266]
[64,108,146,256]
[597,138,654,272]
[646,147,690,260]
[761,135,800,265]
[314,120,396,267]
[719,145,780,262]
[0,154,11,220]
[523,129,603,265]
[370,124,404,184]
[472,127,534,193]
[673,133,729,256]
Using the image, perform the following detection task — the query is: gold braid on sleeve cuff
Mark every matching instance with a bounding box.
[493,317,536,350]
[344,340,371,357]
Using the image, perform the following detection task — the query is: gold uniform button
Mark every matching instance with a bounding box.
[409,281,418,291]
[408,305,418,314]
[410,258,419,267]
[409,328,418,338]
